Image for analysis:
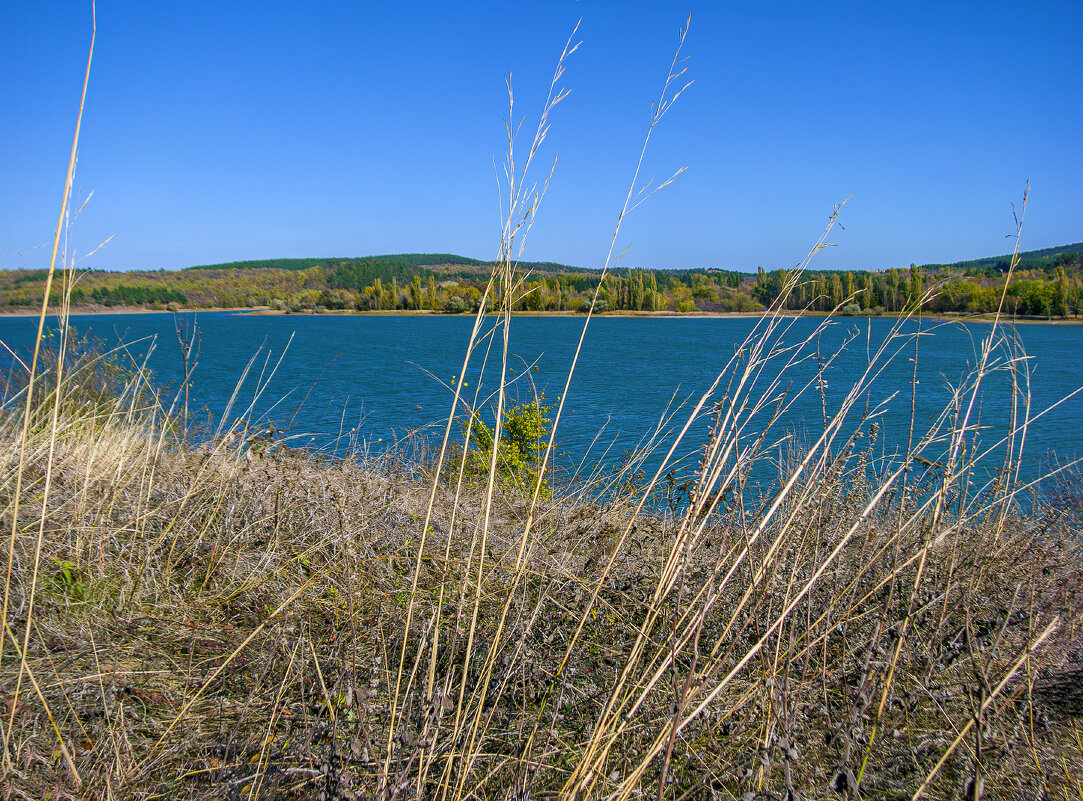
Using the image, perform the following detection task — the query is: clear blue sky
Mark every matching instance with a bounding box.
[1,1,1080,273]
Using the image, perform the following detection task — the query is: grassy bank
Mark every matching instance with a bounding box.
[1,328,1082,800]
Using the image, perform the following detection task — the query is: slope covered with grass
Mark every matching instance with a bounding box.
[1,332,1081,799]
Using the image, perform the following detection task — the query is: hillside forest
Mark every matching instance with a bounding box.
[0,244,1080,318]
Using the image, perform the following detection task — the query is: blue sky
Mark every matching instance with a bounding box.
[1,1,1080,273]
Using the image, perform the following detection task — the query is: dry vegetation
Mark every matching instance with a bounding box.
[1,310,1082,801]
[3,16,1082,801]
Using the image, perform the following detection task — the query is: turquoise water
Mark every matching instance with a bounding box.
[1,312,1080,489]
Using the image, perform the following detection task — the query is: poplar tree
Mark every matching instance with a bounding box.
[410,276,424,310]
[1052,266,1069,317]
[885,269,901,312]
[907,264,923,309]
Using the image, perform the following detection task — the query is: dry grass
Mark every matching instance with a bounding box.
[0,356,1080,800]
[4,13,1083,801]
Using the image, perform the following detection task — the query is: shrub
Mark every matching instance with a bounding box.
[720,290,762,312]
[579,297,610,313]
[443,294,472,314]
[467,397,551,494]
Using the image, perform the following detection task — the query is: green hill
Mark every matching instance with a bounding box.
[185,253,593,290]
[921,242,1083,276]
[185,253,488,272]
[188,253,586,275]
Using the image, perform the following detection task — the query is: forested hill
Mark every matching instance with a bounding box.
[186,254,485,272]
[188,243,1083,283]
[175,254,593,301]
[187,254,586,279]
[0,244,1080,317]
[921,242,1083,275]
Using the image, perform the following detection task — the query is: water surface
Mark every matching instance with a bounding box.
[1,312,1079,491]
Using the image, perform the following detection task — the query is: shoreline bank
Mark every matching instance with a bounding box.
[1,305,1081,325]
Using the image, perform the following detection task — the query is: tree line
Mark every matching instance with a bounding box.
[0,246,1080,318]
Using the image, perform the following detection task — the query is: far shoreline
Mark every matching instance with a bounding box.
[0,305,1080,326]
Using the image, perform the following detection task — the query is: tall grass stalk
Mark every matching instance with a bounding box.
[0,2,95,787]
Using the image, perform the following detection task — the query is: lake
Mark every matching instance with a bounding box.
[1,312,1080,493]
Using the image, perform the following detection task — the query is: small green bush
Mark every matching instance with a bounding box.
[467,397,552,494]
[443,294,472,314]
[579,297,610,313]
